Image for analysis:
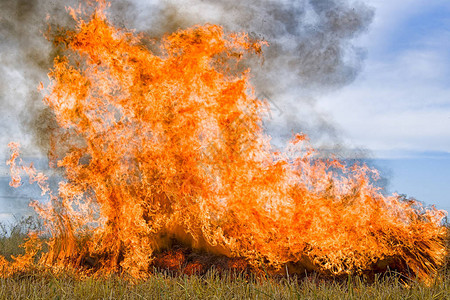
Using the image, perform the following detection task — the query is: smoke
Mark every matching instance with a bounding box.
[0,0,393,228]
[117,0,375,149]
[0,0,79,157]
[0,0,374,156]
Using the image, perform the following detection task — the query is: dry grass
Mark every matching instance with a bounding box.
[0,269,449,299]
[0,218,449,299]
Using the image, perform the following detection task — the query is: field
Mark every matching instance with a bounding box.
[0,217,449,299]
[1,269,449,299]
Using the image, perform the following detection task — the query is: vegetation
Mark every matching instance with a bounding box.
[0,217,449,299]
[0,270,449,300]
[0,216,42,261]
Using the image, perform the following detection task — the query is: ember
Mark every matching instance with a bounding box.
[1,0,446,282]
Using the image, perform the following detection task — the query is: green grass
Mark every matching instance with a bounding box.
[0,218,449,299]
[0,216,42,261]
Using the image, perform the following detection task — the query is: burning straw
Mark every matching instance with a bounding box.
[1,1,447,282]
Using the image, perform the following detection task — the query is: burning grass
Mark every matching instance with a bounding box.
[1,0,447,283]
[0,217,450,299]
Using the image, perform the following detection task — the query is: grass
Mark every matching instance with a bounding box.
[0,217,449,299]
[0,216,42,260]
[1,270,449,299]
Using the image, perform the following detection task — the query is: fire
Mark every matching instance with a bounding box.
[1,1,447,281]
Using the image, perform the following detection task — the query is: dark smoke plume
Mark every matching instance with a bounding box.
[0,0,78,156]
[115,0,374,148]
[0,0,374,155]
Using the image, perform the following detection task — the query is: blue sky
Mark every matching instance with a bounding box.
[317,0,450,211]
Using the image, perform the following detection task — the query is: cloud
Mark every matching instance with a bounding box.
[316,1,450,157]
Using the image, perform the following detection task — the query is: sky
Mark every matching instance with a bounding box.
[318,0,450,155]
[316,0,450,212]
[0,0,449,220]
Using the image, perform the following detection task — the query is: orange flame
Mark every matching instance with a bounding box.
[2,1,447,281]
